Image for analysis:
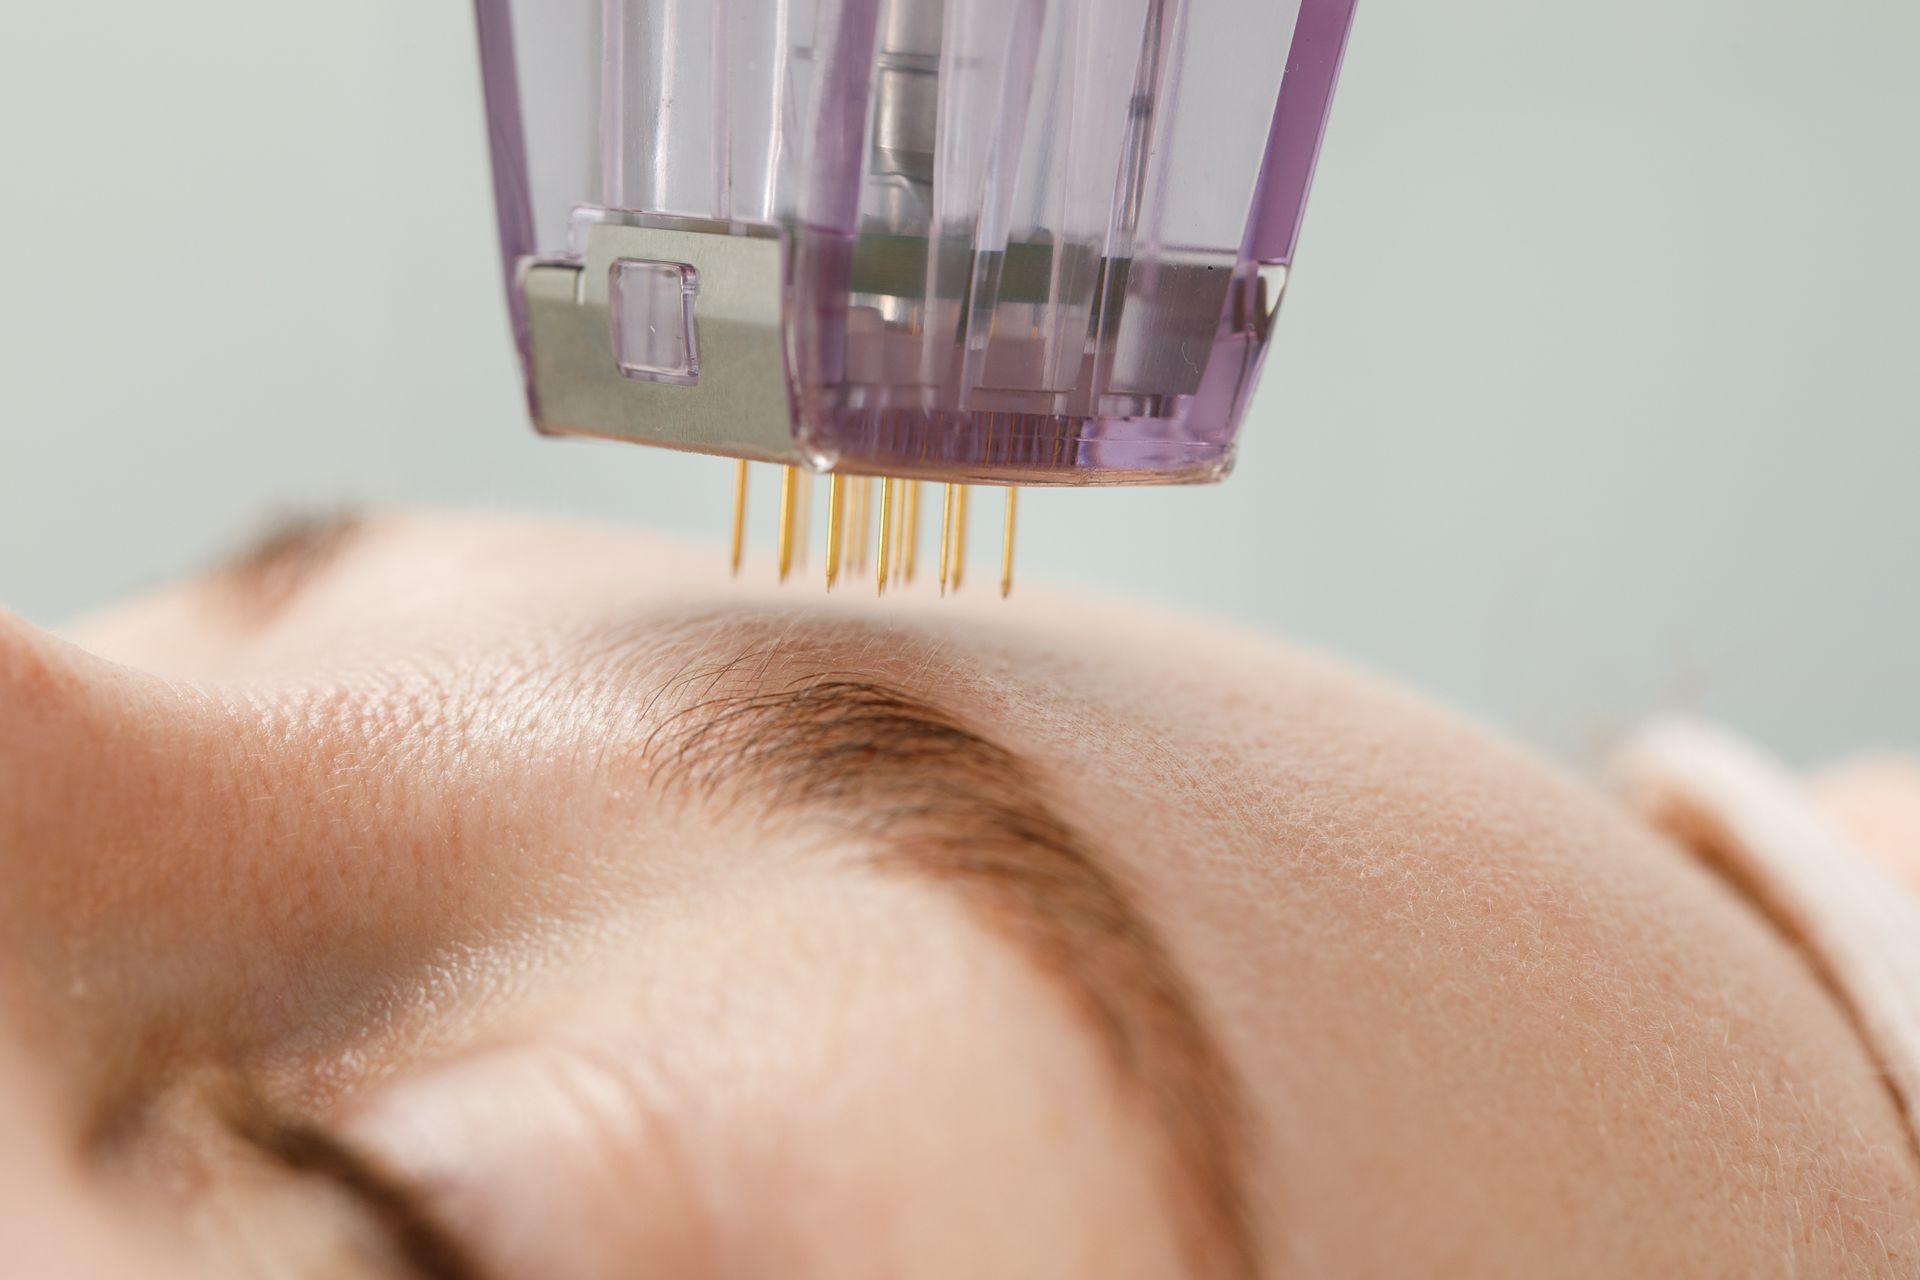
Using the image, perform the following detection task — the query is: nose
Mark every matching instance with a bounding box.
[0,616,282,1276]
[0,607,543,1081]
[0,613,266,1080]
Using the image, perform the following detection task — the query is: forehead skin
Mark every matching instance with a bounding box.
[60,515,1920,1274]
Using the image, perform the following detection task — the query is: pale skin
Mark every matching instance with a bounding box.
[2,513,1916,1278]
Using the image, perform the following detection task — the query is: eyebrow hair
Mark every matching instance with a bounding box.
[645,661,1257,1280]
[211,511,366,620]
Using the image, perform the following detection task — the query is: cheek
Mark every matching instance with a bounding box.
[0,1041,391,1280]
[0,1173,202,1280]
[0,1053,131,1276]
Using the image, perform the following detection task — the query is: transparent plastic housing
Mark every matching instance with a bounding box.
[476,0,1357,484]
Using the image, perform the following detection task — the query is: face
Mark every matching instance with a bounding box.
[3,514,1915,1279]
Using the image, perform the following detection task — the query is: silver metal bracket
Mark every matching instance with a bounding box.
[522,220,806,464]
[1258,263,1291,335]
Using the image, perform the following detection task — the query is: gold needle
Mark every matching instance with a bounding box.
[1000,486,1018,599]
[844,478,859,571]
[952,485,970,592]
[825,474,846,590]
[864,475,879,571]
[890,482,903,586]
[902,481,922,584]
[891,485,903,587]
[865,477,878,571]
[777,465,799,583]
[891,481,908,586]
[938,483,955,597]
[730,460,749,576]
[876,479,896,595]
[866,476,879,571]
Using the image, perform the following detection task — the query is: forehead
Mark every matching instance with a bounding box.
[965,613,1919,1271]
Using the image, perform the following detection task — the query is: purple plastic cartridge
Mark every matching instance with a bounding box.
[475,0,1356,586]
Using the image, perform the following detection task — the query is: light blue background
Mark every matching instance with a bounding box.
[3,1,1915,766]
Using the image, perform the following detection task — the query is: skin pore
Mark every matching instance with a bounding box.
[1,512,1916,1278]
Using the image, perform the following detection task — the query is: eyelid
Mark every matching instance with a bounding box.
[231,1103,486,1280]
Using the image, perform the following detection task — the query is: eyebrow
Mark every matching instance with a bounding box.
[644,657,1257,1280]
[211,511,366,620]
